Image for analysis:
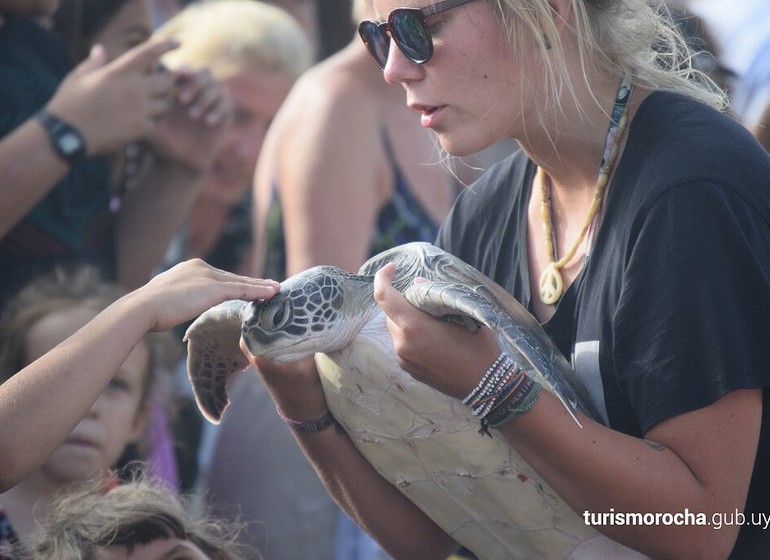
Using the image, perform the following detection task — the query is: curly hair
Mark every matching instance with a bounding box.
[28,472,257,560]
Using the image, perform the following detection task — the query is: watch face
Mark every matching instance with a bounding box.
[59,132,83,156]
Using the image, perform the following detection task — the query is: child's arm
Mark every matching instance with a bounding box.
[0,259,278,491]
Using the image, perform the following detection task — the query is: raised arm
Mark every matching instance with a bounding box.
[0,260,278,491]
[0,39,178,239]
[243,349,461,560]
[115,65,232,289]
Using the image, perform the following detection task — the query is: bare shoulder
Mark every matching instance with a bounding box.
[276,46,381,134]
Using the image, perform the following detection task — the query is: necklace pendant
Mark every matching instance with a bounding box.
[539,263,564,305]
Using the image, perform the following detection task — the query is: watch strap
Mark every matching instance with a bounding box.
[35,108,87,165]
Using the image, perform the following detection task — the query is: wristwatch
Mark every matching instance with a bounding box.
[35,108,88,165]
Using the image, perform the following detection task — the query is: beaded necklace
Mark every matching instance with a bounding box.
[538,76,633,305]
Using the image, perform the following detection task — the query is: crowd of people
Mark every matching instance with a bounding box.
[0,0,769,559]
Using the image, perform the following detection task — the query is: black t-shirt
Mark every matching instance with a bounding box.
[437,91,770,558]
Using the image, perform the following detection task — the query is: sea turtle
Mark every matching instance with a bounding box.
[184,242,646,559]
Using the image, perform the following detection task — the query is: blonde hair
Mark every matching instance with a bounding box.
[351,0,371,22]
[155,0,313,81]
[30,472,254,560]
[489,0,727,122]
[754,102,770,153]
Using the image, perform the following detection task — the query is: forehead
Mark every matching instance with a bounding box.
[97,537,211,560]
[25,305,151,385]
[222,70,295,117]
[26,306,101,360]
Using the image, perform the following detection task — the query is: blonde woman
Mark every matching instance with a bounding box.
[243,0,770,558]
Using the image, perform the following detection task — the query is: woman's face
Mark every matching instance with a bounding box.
[25,306,149,485]
[373,0,539,156]
[93,0,154,61]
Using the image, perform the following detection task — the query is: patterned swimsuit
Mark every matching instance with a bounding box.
[261,130,458,280]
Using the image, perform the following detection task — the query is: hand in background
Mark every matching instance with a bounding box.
[147,66,233,173]
[132,258,279,333]
[45,39,179,155]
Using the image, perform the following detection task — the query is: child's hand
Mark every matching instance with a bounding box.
[136,259,280,332]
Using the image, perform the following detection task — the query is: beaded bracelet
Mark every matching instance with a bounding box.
[275,405,339,434]
[463,351,512,406]
[471,363,521,419]
[463,351,543,436]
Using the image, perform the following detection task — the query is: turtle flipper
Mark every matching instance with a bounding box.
[402,280,586,426]
[183,300,252,424]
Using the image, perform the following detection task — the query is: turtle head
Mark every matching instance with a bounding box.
[241,265,376,361]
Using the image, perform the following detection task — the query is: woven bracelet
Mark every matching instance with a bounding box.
[275,405,339,434]
[481,378,542,434]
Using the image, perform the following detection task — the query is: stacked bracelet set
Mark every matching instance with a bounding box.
[463,351,542,436]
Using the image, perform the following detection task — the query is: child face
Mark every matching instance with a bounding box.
[25,306,150,484]
[95,537,212,560]
[93,0,154,61]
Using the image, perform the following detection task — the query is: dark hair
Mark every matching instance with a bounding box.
[53,0,132,61]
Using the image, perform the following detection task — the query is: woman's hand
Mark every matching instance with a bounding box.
[373,263,501,400]
[242,351,330,423]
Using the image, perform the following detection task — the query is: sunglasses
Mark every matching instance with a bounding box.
[358,0,478,69]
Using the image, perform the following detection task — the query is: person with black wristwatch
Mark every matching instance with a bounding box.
[0,0,231,310]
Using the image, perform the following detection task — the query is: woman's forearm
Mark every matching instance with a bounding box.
[291,424,460,560]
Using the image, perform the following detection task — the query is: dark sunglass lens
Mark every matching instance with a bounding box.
[390,11,431,63]
[358,20,390,68]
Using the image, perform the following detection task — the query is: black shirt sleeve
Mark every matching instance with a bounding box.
[613,180,770,432]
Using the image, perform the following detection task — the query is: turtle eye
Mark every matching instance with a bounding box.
[266,299,291,330]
